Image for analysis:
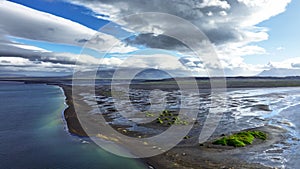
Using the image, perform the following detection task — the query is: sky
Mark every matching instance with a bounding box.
[0,0,299,77]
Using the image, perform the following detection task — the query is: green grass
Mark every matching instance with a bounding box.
[212,131,267,147]
[145,112,155,117]
[145,110,189,126]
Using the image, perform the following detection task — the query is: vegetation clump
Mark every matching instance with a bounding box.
[145,110,189,126]
[212,130,267,147]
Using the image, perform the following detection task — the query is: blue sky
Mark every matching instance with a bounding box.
[0,0,299,76]
[9,0,109,30]
[244,0,300,64]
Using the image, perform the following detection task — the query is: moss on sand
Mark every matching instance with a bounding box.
[145,110,189,126]
[212,130,267,147]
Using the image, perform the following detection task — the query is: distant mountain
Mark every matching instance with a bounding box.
[0,73,28,77]
[72,68,185,80]
[258,68,300,77]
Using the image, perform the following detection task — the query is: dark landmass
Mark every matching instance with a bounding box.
[1,76,300,89]
[258,68,300,77]
[60,85,87,136]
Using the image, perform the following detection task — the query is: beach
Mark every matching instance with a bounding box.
[2,77,300,168]
[0,82,147,169]
[59,82,298,169]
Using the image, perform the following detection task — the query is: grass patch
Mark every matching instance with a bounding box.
[212,130,267,147]
[145,110,189,126]
[145,112,155,117]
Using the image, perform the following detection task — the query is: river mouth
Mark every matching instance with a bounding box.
[78,86,300,168]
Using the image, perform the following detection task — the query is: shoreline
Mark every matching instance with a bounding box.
[58,86,71,135]
[58,84,88,137]
[58,84,152,168]
[57,84,286,169]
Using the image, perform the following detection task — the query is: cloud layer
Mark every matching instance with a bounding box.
[0,1,137,52]
[67,0,291,75]
[0,1,138,76]
[0,0,294,76]
[68,0,290,45]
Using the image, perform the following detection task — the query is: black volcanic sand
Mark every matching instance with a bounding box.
[144,125,285,169]
[60,84,286,169]
[60,85,87,136]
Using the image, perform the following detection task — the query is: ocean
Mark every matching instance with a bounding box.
[0,82,146,169]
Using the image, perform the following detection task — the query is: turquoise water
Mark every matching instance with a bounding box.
[0,82,146,169]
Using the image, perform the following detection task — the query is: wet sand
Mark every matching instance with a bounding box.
[144,125,285,169]
[60,84,286,169]
[1,77,298,168]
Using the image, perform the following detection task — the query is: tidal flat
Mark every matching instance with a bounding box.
[59,80,300,168]
[2,77,300,168]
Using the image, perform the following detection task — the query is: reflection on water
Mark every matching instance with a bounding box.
[82,86,300,168]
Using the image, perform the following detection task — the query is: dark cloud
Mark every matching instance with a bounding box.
[124,33,190,50]
[69,0,239,45]
[205,27,240,44]
[0,60,10,64]
[0,0,292,76]
[0,43,77,74]
[68,0,290,52]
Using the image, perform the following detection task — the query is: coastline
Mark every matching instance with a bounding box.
[58,84,152,169]
[58,84,286,169]
[58,84,88,137]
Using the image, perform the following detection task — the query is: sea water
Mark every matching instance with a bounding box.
[0,82,146,169]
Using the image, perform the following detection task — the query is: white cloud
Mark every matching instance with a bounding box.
[100,57,123,66]
[219,11,227,16]
[0,1,141,76]
[237,0,291,26]
[0,57,32,66]
[8,43,51,53]
[66,0,291,76]
[207,11,213,16]
[120,54,187,70]
[276,46,285,51]
[217,43,267,58]
[0,40,52,58]
[67,0,289,45]
[198,0,231,9]
[0,0,293,76]
[0,56,74,73]
[0,1,137,53]
[0,1,93,45]
[268,57,300,69]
